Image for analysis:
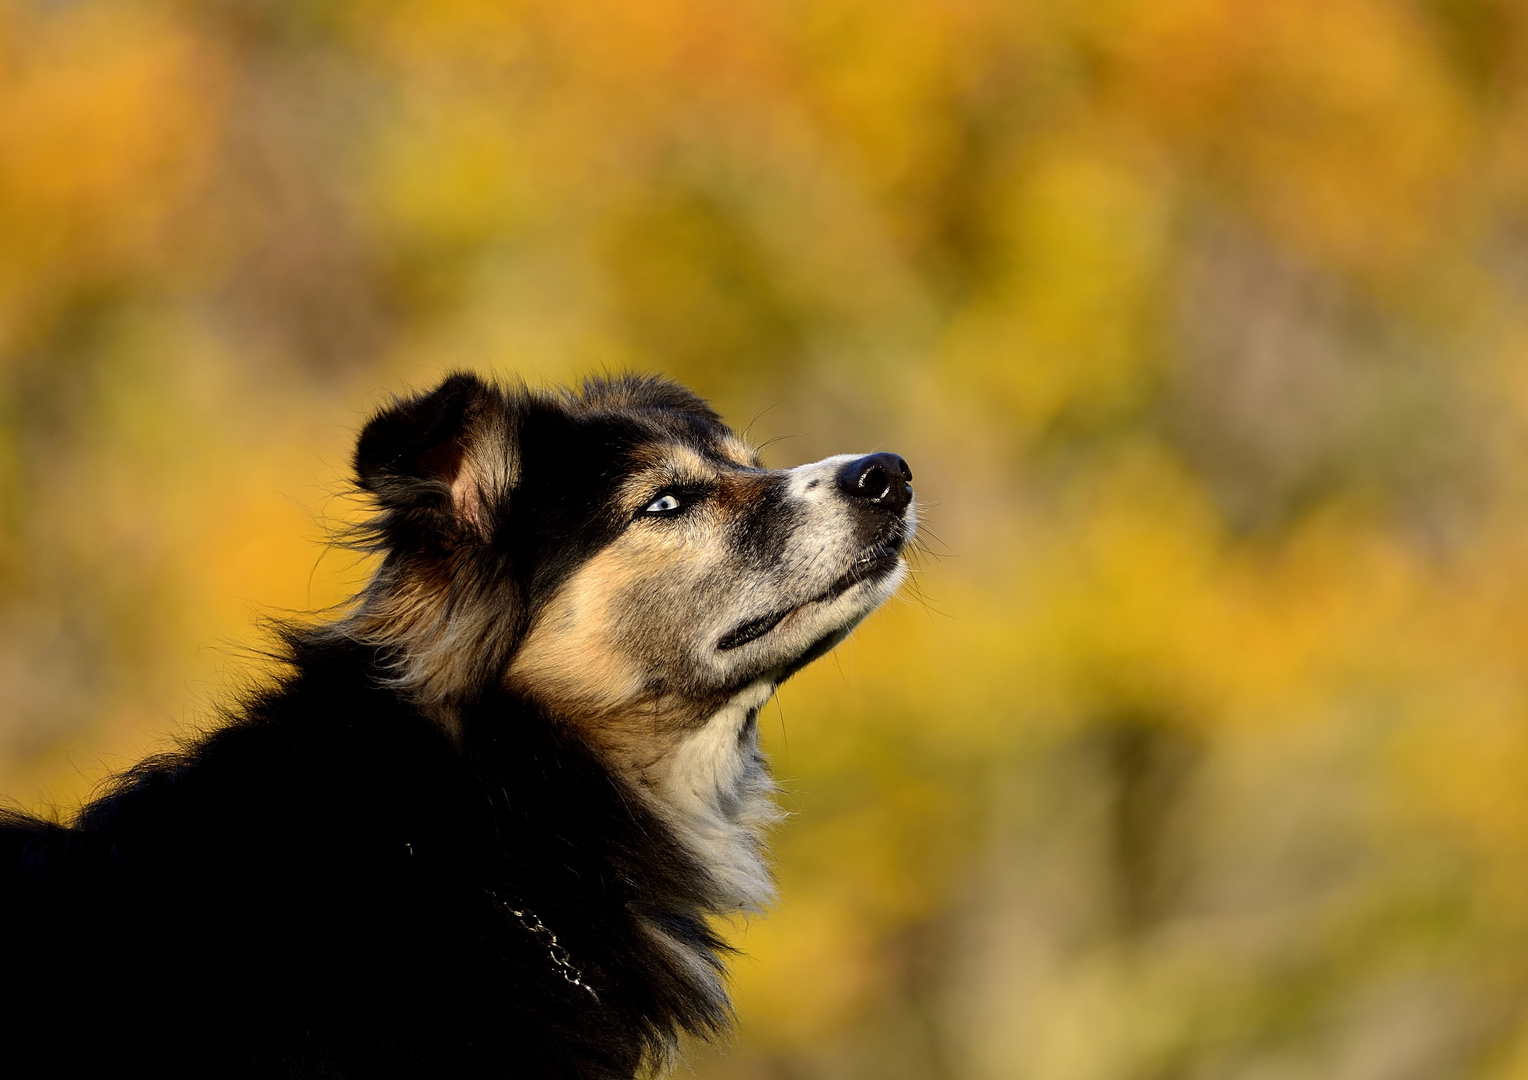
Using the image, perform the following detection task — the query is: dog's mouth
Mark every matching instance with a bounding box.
[716,541,904,653]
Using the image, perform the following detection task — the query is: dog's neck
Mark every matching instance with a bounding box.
[637,680,784,913]
[502,667,787,916]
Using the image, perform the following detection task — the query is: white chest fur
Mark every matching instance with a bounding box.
[646,680,784,912]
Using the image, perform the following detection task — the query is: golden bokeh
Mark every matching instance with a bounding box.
[4,1,1528,1076]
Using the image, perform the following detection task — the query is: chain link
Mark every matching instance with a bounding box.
[488,891,600,1002]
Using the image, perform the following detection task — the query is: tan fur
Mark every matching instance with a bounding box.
[505,541,658,721]
[331,406,523,730]
[342,388,912,920]
[507,515,786,910]
[718,435,760,468]
[454,406,519,535]
[336,558,511,737]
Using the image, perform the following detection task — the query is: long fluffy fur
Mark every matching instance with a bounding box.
[0,373,915,1079]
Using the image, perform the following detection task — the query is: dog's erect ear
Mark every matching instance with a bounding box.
[355,373,515,545]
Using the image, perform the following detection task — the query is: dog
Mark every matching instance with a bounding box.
[0,373,915,1078]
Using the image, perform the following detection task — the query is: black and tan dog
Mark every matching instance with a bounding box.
[0,374,915,1079]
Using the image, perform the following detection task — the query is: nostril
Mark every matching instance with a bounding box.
[860,465,891,501]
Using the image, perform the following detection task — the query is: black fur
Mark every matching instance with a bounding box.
[0,375,762,1078]
[1,635,727,1077]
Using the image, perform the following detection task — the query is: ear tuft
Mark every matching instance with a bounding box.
[355,373,506,545]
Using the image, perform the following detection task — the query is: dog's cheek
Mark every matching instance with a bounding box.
[505,552,645,716]
[503,529,709,713]
[612,557,741,691]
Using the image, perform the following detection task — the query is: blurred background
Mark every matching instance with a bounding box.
[5,0,1528,1076]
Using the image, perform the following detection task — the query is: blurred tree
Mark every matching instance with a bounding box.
[5,1,1528,1077]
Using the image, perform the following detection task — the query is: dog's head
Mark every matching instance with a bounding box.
[347,372,914,912]
[350,372,915,728]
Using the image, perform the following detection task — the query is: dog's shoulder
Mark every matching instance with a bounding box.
[2,633,725,1077]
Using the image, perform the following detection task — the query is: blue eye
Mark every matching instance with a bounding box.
[644,493,682,514]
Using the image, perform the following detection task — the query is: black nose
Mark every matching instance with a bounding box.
[836,452,913,514]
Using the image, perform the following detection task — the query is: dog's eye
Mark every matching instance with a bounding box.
[643,493,683,515]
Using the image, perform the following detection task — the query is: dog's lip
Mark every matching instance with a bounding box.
[717,609,792,652]
[715,541,904,653]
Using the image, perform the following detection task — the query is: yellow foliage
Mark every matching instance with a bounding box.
[5,0,1528,1076]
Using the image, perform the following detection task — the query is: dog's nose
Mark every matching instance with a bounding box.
[836,453,913,514]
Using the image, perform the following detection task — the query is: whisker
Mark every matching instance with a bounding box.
[773,691,789,769]
[911,525,952,557]
[898,573,948,618]
[753,432,804,455]
[741,400,784,442]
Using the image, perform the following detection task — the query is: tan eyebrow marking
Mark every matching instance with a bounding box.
[618,444,718,509]
[718,436,760,468]
[619,439,771,516]
[660,444,714,476]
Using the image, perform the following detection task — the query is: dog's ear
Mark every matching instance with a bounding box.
[355,373,516,547]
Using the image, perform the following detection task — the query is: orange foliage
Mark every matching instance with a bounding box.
[4,0,1528,1076]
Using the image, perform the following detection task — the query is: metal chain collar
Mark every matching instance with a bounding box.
[487,891,600,1002]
